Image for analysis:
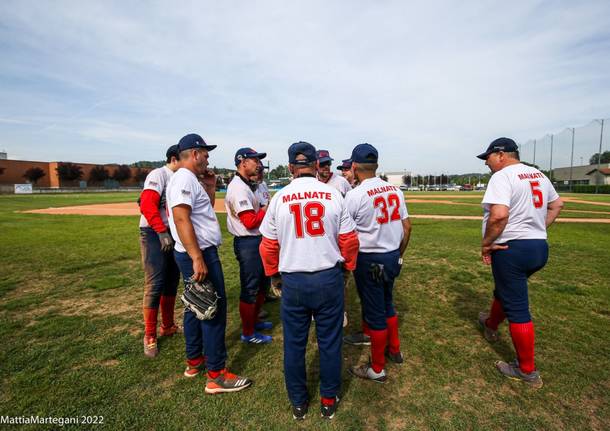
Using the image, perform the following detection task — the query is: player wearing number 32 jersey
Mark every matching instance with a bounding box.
[259,141,359,420]
[477,137,563,389]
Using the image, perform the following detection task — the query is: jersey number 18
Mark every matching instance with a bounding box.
[289,202,325,237]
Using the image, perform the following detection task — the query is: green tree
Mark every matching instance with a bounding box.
[134,168,150,183]
[112,165,132,183]
[56,163,83,182]
[23,167,46,185]
[589,151,610,165]
[269,165,290,179]
[89,165,109,184]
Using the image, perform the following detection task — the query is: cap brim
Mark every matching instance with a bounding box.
[476,151,489,160]
[248,152,266,160]
[318,157,333,163]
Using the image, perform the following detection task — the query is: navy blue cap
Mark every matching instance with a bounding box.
[477,137,519,160]
[288,141,317,165]
[166,144,180,160]
[350,143,378,164]
[316,149,334,164]
[234,147,267,166]
[336,159,352,170]
[177,133,217,152]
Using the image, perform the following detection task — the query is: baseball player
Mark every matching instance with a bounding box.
[336,159,356,187]
[345,143,412,383]
[167,133,251,394]
[225,147,273,344]
[139,144,182,358]
[476,137,563,388]
[259,141,359,420]
[316,150,352,196]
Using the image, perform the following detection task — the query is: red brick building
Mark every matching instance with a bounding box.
[0,159,147,188]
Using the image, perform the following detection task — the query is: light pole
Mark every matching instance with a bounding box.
[594,119,605,194]
[569,128,575,192]
[549,134,554,183]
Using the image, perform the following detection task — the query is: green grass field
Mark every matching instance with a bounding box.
[0,193,609,430]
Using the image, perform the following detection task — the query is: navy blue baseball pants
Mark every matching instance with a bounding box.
[139,227,180,308]
[281,265,343,407]
[233,235,269,303]
[354,249,402,330]
[491,239,548,323]
[174,246,228,371]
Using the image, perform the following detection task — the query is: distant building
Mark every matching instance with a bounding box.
[383,171,411,187]
[551,163,610,186]
[0,158,146,188]
[0,151,7,160]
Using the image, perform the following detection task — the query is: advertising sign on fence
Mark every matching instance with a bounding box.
[15,184,33,194]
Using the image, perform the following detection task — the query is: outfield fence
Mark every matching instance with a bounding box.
[517,118,609,192]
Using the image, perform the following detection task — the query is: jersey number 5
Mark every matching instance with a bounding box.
[374,193,401,224]
[529,181,543,208]
[289,202,325,238]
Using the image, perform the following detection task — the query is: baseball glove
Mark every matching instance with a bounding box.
[181,276,220,320]
[269,274,282,299]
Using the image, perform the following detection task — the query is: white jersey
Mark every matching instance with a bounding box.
[260,176,356,273]
[166,168,222,253]
[482,163,559,243]
[345,177,408,253]
[255,181,271,207]
[139,165,173,229]
[225,175,264,237]
[320,172,352,196]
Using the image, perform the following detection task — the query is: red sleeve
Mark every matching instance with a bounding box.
[238,209,266,230]
[338,230,359,271]
[259,237,280,276]
[140,189,167,233]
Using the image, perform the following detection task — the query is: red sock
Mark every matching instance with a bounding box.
[369,328,388,373]
[187,356,205,367]
[208,369,221,379]
[321,396,336,406]
[362,321,371,336]
[486,298,506,330]
[160,295,176,329]
[509,321,536,373]
[239,301,256,336]
[143,307,158,337]
[254,290,266,321]
[386,315,400,355]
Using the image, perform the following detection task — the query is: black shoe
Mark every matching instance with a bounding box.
[343,332,371,346]
[320,396,340,420]
[292,403,308,420]
[385,348,404,364]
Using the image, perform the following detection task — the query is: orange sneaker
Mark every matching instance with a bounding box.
[159,324,181,337]
[184,357,206,378]
[205,369,252,394]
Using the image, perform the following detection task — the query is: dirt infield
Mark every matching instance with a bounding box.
[23,198,610,223]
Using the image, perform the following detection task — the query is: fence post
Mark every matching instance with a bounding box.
[549,134,554,182]
[596,119,605,194]
[569,128,575,192]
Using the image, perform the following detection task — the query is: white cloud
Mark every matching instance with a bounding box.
[0,0,609,173]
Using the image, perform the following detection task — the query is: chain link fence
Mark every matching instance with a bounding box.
[517,118,609,192]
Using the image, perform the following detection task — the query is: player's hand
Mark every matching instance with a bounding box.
[481,243,508,265]
[157,231,174,253]
[270,274,282,298]
[192,256,208,282]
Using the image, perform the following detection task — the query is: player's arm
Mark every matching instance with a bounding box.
[481,204,509,264]
[399,217,412,256]
[172,204,207,281]
[546,197,564,227]
[238,207,267,229]
[139,189,167,233]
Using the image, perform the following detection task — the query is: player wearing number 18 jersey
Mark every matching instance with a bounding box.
[477,138,563,388]
[259,141,359,420]
[344,144,412,383]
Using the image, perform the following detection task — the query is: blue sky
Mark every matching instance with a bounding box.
[1,1,609,174]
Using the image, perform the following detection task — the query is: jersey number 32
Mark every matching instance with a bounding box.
[374,193,401,224]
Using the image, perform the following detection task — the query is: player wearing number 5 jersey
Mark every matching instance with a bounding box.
[477,138,563,388]
[344,143,412,383]
[259,141,359,420]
